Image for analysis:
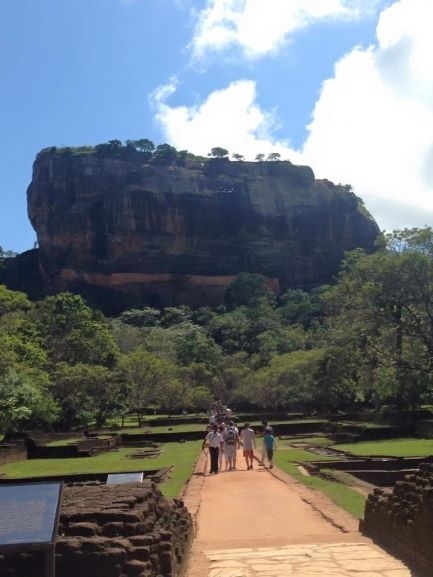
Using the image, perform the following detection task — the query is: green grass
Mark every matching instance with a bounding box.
[125,423,207,434]
[334,437,433,457]
[274,445,366,519]
[46,438,82,446]
[1,441,202,499]
[283,436,334,447]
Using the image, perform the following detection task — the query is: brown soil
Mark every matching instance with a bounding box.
[181,447,367,577]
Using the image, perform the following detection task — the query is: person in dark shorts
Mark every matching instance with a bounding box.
[202,424,224,474]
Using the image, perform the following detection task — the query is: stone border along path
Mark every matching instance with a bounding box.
[181,447,416,577]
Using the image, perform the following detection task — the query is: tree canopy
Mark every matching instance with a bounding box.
[2,228,433,432]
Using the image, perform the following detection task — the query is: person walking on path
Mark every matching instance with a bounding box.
[259,421,273,465]
[202,424,224,474]
[223,420,240,471]
[263,428,276,469]
[240,422,256,469]
[218,423,228,471]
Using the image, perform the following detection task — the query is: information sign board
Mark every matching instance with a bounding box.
[106,472,143,484]
[0,482,63,577]
[0,482,62,548]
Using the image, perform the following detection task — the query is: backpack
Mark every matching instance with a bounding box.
[225,427,236,445]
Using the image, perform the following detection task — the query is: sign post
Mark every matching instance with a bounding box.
[106,472,143,484]
[0,482,63,577]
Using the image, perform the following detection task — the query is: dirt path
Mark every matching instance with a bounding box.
[181,448,415,577]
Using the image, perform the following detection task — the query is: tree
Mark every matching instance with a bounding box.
[155,379,186,417]
[208,147,229,159]
[119,307,161,327]
[224,273,275,310]
[176,326,222,374]
[152,143,178,164]
[267,152,281,161]
[0,285,31,315]
[252,349,325,411]
[185,385,214,412]
[33,293,119,367]
[278,289,321,328]
[320,228,433,409]
[160,306,191,328]
[53,363,124,428]
[255,154,265,162]
[0,369,58,433]
[118,349,176,425]
[133,139,155,153]
[232,153,244,161]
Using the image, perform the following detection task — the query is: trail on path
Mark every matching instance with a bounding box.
[181,448,414,577]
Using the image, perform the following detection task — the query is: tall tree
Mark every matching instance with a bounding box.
[321,228,433,409]
[0,369,58,433]
[53,362,123,428]
[33,293,119,367]
[208,147,229,159]
[118,350,176,425]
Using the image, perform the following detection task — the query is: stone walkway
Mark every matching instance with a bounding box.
[181,448,416,577]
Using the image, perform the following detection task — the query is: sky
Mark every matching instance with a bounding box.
[2,0,433,253]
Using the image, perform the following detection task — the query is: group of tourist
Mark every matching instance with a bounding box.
[202,418,276,475]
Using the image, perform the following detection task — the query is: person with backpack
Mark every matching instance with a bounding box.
[223,420,240,471]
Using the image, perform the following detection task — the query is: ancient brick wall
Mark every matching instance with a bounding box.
[361,462,433,576]
[0,481,193,577]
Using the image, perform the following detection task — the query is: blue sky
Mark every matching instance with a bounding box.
[1,0,433,253]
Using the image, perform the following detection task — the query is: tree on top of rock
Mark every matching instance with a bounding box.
[208,147,229,159]
[267,152,281,161]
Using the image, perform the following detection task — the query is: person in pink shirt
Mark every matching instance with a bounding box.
[240,422,256,470]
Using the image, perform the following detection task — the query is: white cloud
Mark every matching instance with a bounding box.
[302,0,433,229]
[190,0,385,60]
[151,78,303,162]
[153,0,433,232]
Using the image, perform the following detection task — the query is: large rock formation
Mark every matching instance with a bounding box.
[19,148,379,312]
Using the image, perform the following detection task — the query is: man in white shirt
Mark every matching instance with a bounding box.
[203,424,224,474]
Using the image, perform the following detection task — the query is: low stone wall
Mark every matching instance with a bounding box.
[0,481,193,577]
[0,441,27,465]
[361,462,433,577]
[28,436,120,458]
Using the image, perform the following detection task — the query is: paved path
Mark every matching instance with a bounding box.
[181,448,416,577]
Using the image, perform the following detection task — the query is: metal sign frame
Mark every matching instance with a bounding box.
[0,482,63,577]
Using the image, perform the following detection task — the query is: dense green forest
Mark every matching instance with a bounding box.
[1,227,433,433]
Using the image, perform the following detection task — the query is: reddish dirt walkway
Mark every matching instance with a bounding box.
[181,448,414,577]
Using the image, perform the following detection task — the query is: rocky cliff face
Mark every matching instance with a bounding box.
[23,149,379,312]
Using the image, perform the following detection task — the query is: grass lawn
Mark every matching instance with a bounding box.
[124,423,208,434]
[1,441,202,499]
[274,446,366,519]
[334,437,433,457]
[282,436,334,447]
